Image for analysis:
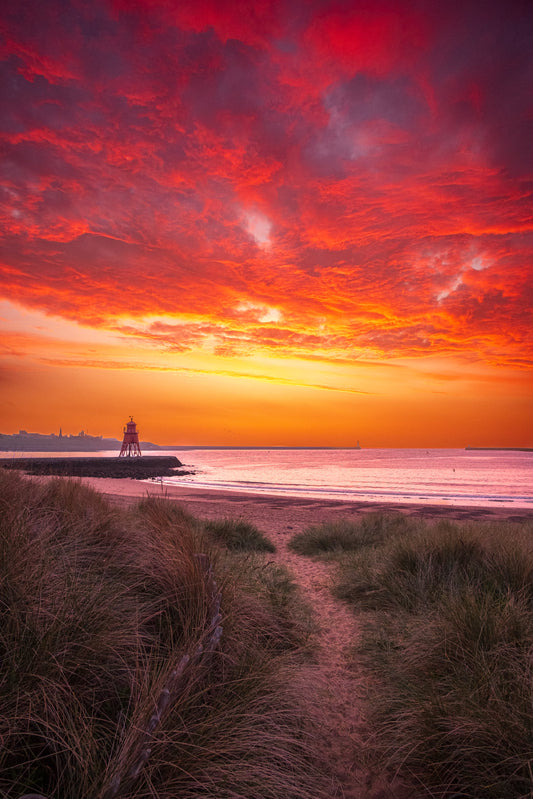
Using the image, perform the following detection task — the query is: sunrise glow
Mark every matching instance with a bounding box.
[1,0,531,446]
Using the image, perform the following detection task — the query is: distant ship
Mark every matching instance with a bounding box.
[355,440,361,449]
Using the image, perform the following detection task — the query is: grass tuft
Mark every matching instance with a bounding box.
[358,588,533,799]
[288,512,411,558]
[204,516,276,552]
[335,520,533,612]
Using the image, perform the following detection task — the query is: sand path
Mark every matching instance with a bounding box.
[231,501,416,799]
[266,519,370,799]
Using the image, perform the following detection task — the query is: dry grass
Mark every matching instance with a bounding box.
[203,516,276,552]
[288,512,411,559]
[0,471,334,799]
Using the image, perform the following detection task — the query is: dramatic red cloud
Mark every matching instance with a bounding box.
[0,0,531,445]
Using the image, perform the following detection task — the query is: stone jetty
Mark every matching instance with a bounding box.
[0,455,186,479]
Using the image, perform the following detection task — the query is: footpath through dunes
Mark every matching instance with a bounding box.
[91,481,423,798]
[231,500,420,799]
[264,514,396,799]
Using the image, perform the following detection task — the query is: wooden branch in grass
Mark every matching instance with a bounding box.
[101,554,223,799]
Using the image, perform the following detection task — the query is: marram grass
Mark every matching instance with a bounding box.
[288,511,412,558]
[0,471,332,799]
[204,516,276,552]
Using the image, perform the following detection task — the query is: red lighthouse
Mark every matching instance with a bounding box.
[119,416,142,457]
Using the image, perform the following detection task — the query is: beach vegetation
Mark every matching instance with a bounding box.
[334,520,533,611]
[203,516,276,552]
[222,553,317,653]
[0,470,331,799]
[291,513,533,798]
[288,512,411,558]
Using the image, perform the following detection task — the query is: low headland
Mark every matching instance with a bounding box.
[1,468,531,798]
[0,429,181,452]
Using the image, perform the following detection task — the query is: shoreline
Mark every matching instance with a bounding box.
[62,477,533,528]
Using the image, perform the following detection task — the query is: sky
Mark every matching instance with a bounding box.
[1,0,532,447]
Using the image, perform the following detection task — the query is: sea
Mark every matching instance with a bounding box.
[167,448,533,509]
[10,447,532,510]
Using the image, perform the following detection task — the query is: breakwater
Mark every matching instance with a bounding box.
[465,446,533,452]
[0,456,185,479]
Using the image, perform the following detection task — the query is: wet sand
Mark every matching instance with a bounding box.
[70,476,533,529]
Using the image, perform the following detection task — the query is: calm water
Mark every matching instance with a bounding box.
[166,448,533,510]
[5,448,533,509]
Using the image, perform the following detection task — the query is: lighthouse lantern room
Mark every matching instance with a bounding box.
[119,416,142,457]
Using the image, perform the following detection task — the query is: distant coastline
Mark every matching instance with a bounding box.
[2,433,532,453]
[465,446,533,452]
[0,430,181,452]
[0,434,362,452]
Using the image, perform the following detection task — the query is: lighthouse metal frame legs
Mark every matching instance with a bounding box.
[119,440,142,457]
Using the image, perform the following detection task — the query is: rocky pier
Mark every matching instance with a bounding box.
[0,455,188,480]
